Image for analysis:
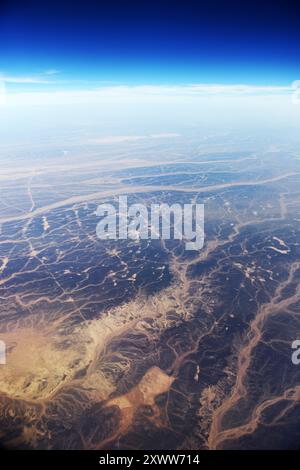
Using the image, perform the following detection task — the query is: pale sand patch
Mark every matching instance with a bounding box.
[107,366,175,432]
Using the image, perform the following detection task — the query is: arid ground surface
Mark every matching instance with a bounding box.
[1,132,300,449]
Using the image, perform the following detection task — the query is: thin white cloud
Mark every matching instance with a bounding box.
[187,83,292,94]
[89,133,180,144]
[44,69,60,75]
[0,75,51,84]
[94,83,292,96]
[0,82,296,107]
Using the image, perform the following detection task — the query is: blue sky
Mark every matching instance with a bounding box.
[1,0,300,91]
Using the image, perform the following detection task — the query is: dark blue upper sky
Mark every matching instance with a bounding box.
[1,0,300,86]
